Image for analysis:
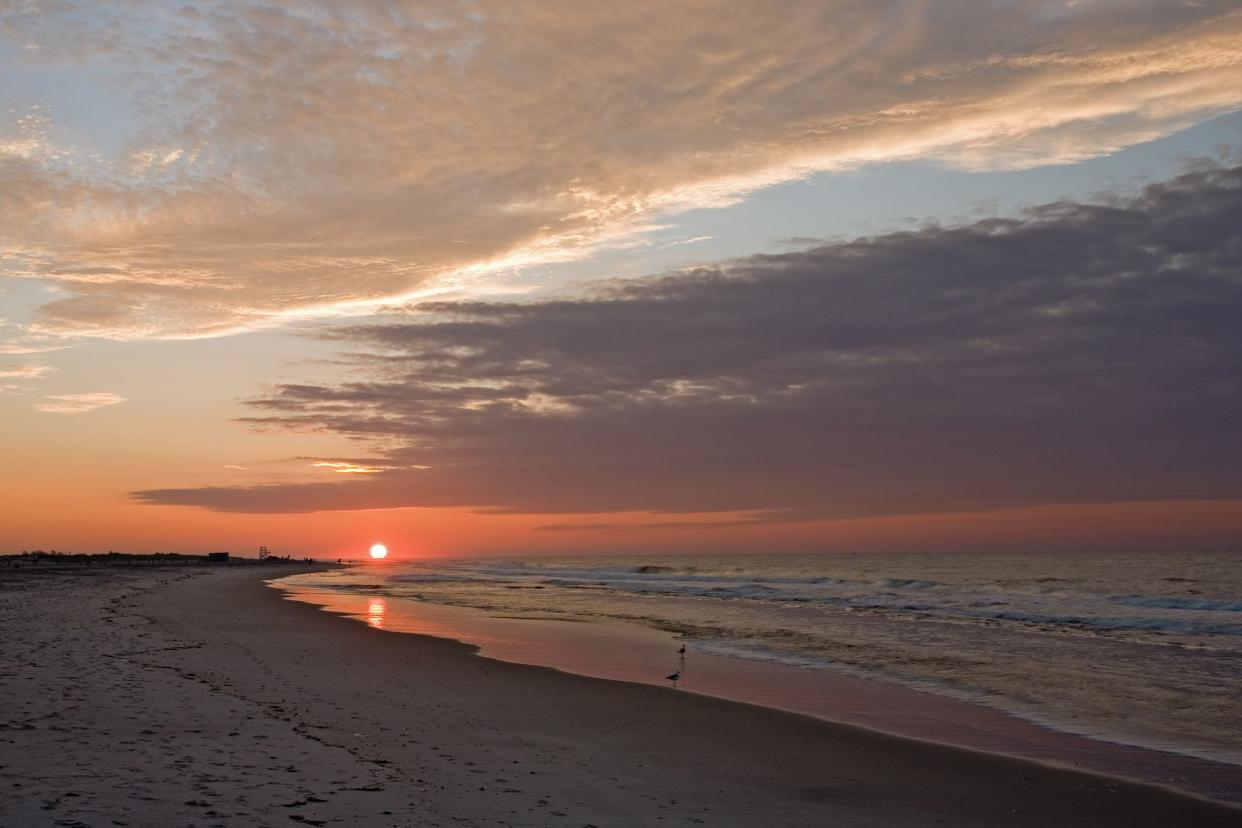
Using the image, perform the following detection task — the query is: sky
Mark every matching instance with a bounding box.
[2,1,1241,559]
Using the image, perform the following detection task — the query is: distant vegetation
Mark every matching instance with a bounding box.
[0,550,316,568]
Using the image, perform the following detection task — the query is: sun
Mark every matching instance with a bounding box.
[369,543,389,560]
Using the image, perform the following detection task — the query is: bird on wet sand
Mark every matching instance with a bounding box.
[666,670,680,684]
[678,644,686,656]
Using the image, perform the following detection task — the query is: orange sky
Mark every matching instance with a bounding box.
[5,477,1240,559]
[3,3,1241,559]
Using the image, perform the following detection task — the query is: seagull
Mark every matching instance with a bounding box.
[666,670,680,683]
[678,644,686,656]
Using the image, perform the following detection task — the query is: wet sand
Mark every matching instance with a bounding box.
[3,565,1239,827]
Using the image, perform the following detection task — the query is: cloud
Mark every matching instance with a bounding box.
[0,343,66,355]
[311,461,387,475]
[135,162,1242,518]
[0,363,51,379]
[3,1,1242,338]
[534,515,774,533]
[35,392,126,414]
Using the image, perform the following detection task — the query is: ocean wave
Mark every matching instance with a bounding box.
[295,554,1242,646]
[1113,595,1242,612]
[879,578,939,590]
[692,638,838,671]
[387,573,481,584]
[949,607,1242,636]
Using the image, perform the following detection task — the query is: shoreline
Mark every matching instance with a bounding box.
[282,549,1242,770]
[4,565,1239,826]
[273,579,1242,806]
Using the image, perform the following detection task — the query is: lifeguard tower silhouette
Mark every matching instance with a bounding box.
[258,546,270,560]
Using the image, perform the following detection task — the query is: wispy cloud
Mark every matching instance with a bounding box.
[0,363,51,379]
[3,2,1241,339]
[135,163,1242,518]
[35,392,125,414]
[0,343,66,355]
[311,461,386,475]
[658,236,714,249]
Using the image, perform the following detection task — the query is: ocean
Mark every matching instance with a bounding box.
[277,549,1242,773]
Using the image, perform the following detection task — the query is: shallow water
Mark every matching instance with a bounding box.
[279,550,1242,771]
[274,581,1242,805]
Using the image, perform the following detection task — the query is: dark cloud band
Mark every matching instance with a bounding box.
[135,164,1242,518]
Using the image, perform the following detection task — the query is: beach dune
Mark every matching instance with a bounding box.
[2,564,1238,827]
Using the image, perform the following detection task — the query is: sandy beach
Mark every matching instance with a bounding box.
[3,564,1239,827]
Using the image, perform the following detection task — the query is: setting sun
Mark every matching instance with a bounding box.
[369,543,388,560]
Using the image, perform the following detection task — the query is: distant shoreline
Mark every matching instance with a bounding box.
[0,550,339,569]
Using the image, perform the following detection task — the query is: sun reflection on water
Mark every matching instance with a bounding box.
[367,598,386,629]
